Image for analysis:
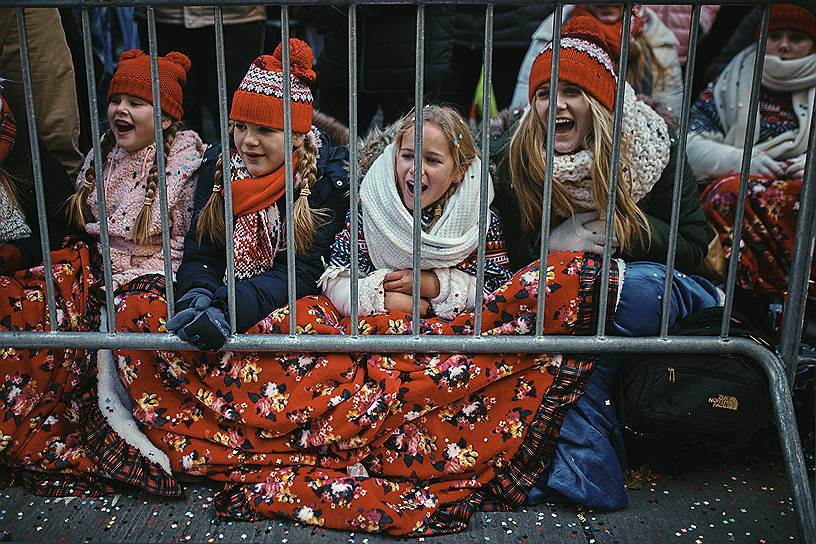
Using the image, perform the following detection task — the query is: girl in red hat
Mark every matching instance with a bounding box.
[158,38,350,352]
[689,4,816,305]
[321,104,511,319]
[66,49,205,289]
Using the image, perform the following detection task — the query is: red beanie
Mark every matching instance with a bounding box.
[570,5,647,61]
[0,95,15,163]
[528,16,618,111]
[230,38,316,133]
[107,49,191,121]
[766,4,816,42]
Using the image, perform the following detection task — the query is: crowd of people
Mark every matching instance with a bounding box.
[0,3,813,537]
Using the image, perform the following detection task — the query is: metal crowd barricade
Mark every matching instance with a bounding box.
[1,1,814,541]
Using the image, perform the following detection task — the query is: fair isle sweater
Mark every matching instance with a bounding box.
[78,129,205,284]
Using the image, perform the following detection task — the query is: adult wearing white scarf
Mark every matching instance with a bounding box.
[690,4,816,298]
[687,5,816,179]
[321,106,512,319]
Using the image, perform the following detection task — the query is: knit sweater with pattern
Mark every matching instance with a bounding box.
[77,129,204,284]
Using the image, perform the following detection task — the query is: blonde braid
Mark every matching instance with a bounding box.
[130,123,180,244]
[66,130,115,228]
[196,152,226,245]
[292,134,328,253]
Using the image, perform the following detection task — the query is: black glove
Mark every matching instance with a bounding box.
[177,306,230,352]
[167,287,213,333]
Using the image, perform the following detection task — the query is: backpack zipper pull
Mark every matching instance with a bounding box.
[667,367,676,383]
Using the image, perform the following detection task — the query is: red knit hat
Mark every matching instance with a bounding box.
[230,38,316,133]
[107,49,191,121]
[571,5,647,61]
[0,95,15,163]
[528,16,618,111]
[766,4,816,42]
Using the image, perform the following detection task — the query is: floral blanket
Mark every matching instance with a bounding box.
[702,174,815,297]
[111,252,618,536]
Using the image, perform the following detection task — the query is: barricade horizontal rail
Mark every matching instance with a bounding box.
[1,0,814,541]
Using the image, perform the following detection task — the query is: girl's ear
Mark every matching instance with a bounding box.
[161,117,172,131]
[293,134,306,149]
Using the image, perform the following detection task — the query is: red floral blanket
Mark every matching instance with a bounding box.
[111,252,618,535]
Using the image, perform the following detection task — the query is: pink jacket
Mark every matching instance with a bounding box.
[648,5,720,63]
[78,129,205,285]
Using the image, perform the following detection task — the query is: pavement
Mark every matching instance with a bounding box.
[0,456,808,543]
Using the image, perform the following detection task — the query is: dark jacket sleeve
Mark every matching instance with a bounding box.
[489,118,539,273]
[624,135,712,273]
[209,136,351,332]
[7,139,75,268]
[175,143,228,296]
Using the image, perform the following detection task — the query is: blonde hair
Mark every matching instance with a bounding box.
[66,121,181,244]
[393,105,478,225]
[196,126,326,254]
[508,90,650,252]
[627,35,668,96]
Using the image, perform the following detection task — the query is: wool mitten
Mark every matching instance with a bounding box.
[549,211,610,254]
[177,306,230,352]
[167,287,213,333]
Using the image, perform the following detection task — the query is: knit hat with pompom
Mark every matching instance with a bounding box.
[230,39,316,133]
[528,15,618,111]
[107,49,191,121]
[765,4,816,42]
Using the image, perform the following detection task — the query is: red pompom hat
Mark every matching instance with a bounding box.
[766,4,816,42]
[230,38,316,133]
[528,16,618,111]
[570,5,647,61]
[107,49,191,121]
[0,95,15,163]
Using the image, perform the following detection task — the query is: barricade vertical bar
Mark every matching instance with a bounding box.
[411,4,425,337]
[281,6,297,336]
[81,9,116,332]
[535,3,563,337]
[146,7,175,317]
[779,107,816,382]
[214,7,237,335]
[596,3,632,337]
[473,4,493,336]
[720,5,770,339]
[16,8,57,331]
[349,4,360,336]
[659,4,701,338]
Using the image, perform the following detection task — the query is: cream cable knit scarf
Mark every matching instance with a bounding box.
[0,182,31,242]
[360,142,493,270]
[713,44,815,160]
[553,84,671,217]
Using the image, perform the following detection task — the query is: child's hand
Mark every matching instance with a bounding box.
[783,156,806,179]
[384,291,431,316]
[383,270,440,298]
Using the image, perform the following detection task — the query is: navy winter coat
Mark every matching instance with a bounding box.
[176,132,350,332]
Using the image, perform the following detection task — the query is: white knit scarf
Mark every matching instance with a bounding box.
[0,182,30,242]
[713,44,816,160]
[229,153,284,280]
[360,142,493,270]
[552,84,671,217]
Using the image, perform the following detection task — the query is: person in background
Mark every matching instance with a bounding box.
[647,4,720,66]
[0,8,83,176]
[136,6,267,142]
[688,4,816,301]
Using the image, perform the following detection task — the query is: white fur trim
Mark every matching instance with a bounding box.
[97,310,172,475]
[431,268,475,319]
[358,269,391,315]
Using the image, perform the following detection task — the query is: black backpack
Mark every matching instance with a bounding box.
[617,306,772,473]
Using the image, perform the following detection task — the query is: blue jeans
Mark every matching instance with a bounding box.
[526,262,720,510]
